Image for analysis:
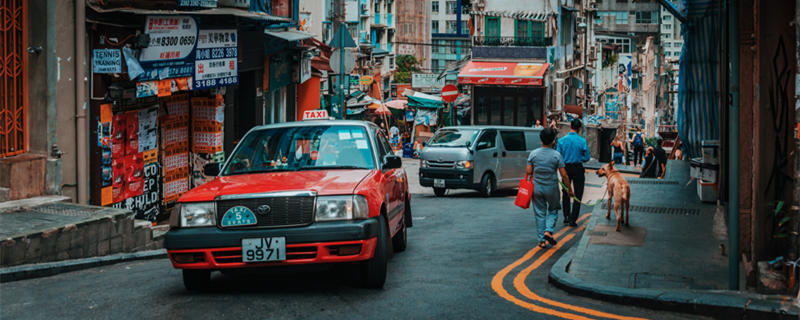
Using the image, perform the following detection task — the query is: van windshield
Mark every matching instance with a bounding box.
[427,129,479,148]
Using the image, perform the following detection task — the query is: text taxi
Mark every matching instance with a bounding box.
[165,113,411,290]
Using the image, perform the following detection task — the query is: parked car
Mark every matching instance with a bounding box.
[418,126,542,197]
[165,119,411,290]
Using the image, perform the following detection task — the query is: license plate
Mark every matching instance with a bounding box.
[434,179,445,188]
[241,237,286,263]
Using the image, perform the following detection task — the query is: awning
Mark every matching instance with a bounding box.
[264,29,315,42]
[458,61,549,86]
[372,48,389,57]
[87,3,290,22]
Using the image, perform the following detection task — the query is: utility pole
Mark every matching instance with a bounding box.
[583,2,590,117]
[334,0,346,118]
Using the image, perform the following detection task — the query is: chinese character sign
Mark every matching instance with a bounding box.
[194,29,238,89]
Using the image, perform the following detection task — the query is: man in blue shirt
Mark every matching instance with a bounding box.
[556,119,592,226]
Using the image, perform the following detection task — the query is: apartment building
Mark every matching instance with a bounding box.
[430,0,471,74]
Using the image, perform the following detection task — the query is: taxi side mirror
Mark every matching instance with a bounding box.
[203,163,221,176]
[383,155,402,170]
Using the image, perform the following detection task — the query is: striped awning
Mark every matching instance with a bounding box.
[677,1,723,157]
[470,10,551,21]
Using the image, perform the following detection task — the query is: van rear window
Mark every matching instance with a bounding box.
[500,131,526,151]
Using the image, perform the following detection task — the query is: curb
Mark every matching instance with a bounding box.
[548,246,799,319]
[0,249,167,283]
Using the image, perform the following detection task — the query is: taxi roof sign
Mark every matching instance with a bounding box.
[303,110,329,120]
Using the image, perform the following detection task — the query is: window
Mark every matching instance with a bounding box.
[485,17,500,38]
[663,15,671,21]
[663,42,670,47]
[615,11,628,24]
[663,33,671,39]
[446,20,457,33]
[516,20,528,40]
[635,11,656,24]
[431,59,440,71]
[449,41,458,54]
[664,24,671,30]
[446,1,457,14]
[389,56,394,66]
[374,2,380,13]
[432,20,439,33]
[432,1,439,14]
[461,21,469,34]
[476,130,497,150]
[438,40,447,53]
[500,131,526,151]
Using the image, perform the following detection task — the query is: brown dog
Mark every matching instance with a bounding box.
[596,161,631,232]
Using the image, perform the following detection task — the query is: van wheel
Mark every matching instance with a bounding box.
[433,187,447,197]
[480,173,495,197]
[360,215,388,289]
[182,270,210,291]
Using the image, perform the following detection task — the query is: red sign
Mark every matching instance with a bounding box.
[457,61,548,86]
[303,110,329,120]
[441,84,459,103]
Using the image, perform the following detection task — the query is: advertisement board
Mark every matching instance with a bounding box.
[139,16,198,81]
[92,49,122,74]
[194,29,238,89]
[412,73,445,89]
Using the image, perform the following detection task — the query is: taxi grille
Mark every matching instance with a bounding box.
[216,196,315,228]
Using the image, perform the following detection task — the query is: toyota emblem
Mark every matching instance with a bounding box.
[256,204,271,215]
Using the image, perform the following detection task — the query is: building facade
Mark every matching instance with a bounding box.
[430,0,471,74]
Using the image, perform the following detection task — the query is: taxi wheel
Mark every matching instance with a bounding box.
[183,270,210,291]
[480,173,496,197]
[403,196,413,228]
[433,187,447,197]
[360,215,388,289]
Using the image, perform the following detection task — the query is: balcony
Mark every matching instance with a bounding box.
[472,36,552,47]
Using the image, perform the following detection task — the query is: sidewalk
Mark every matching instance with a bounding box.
[550,160,799,318]
[584,159,641,175]
[0,197,166,282]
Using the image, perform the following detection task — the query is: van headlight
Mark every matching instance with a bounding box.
[456,160,473,169]
[420,160,430,168]
[180,202,217,227]
[315,195,369,221]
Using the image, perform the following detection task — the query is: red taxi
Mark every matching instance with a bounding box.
[165,118,411,290]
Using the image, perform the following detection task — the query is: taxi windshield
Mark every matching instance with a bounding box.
[427,129,479,147]
[223,125,375,175]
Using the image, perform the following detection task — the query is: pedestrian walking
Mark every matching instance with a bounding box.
[526,128,574,248]
[556,119,592,226]
[629,129,645,167]
[654,138,668,178]
[611,135,626,165]
[639,147,658,178]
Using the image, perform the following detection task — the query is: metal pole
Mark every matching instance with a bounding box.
[728,0,740,290]
[75,0,88,203]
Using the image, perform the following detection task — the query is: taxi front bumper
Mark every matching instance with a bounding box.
[165,218,379,269]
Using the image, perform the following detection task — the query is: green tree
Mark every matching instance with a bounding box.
[394,55,422,84]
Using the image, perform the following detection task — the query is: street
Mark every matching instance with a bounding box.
[1,180,707,320]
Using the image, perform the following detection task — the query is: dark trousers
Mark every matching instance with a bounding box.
[562,163,586,223]
[633,145,644,166]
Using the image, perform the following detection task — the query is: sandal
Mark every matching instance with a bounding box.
[538,242,548,249]
[543,233,557,246]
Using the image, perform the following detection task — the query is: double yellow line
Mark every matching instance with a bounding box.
[490,214,648,320]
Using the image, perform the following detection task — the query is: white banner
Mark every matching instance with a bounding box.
[194,29,238,89]
[412,73,445,89]
[140,16,197,62]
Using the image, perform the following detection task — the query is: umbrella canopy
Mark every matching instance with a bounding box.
[384,99,407,110]
[374,104,392,115]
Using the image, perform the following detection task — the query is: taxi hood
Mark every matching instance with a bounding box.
[179,170,374,202]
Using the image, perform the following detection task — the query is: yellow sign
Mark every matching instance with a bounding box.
[359,75,374,85]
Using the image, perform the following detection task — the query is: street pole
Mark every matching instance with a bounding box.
[334,0,345,119]
[583,4,589,118]
[727,0,740,291]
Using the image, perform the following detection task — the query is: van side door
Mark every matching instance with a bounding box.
[472,130,499,185]
[498,130,528,188]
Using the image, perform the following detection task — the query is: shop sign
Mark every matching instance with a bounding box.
[194,29,238,89]
[178,0,218,7]
[412,73,444,89]
[139,16,198,81]
[298,54,312,84]
[92,49,122,74]
[219,0,250,8]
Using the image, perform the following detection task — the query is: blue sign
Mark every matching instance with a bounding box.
[221,206,258,227]
[92,49,122,74]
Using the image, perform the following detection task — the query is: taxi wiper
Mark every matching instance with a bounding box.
[300,165,368,170]
[225,168,296,175]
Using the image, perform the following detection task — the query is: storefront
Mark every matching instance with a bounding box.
[458,61,549,127]
[86,5,310,222]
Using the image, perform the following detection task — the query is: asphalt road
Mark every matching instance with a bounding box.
[1,177,709,319]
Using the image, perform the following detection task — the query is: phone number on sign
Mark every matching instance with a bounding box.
[194,76,238,88]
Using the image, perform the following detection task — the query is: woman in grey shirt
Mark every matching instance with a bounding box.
[525,128,574,248]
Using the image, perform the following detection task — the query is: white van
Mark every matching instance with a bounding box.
[418,126,542,196]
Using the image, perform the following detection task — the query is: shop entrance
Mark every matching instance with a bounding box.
[1,0,27,158]
[473,86,544,127]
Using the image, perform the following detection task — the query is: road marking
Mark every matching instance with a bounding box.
[490,215,594,320]
[491,213,649,320]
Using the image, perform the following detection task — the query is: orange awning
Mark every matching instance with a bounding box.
[458,61,548,86]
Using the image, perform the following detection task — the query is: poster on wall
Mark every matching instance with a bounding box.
[92,49,122,74]
[112,162,163,221]
[139,16,198,81]
[271,0,291,17]
[194,29,238,89]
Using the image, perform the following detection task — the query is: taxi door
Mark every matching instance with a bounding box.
[375,131,403,232]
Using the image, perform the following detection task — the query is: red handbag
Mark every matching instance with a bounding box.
[515,175,534,209]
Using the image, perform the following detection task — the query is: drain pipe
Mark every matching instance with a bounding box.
[75,0,88,203]
[727,0,740,291]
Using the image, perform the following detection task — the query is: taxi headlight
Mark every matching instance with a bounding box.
[180,202,216,227]
[315,195,369,221]
[456,160,473,169]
